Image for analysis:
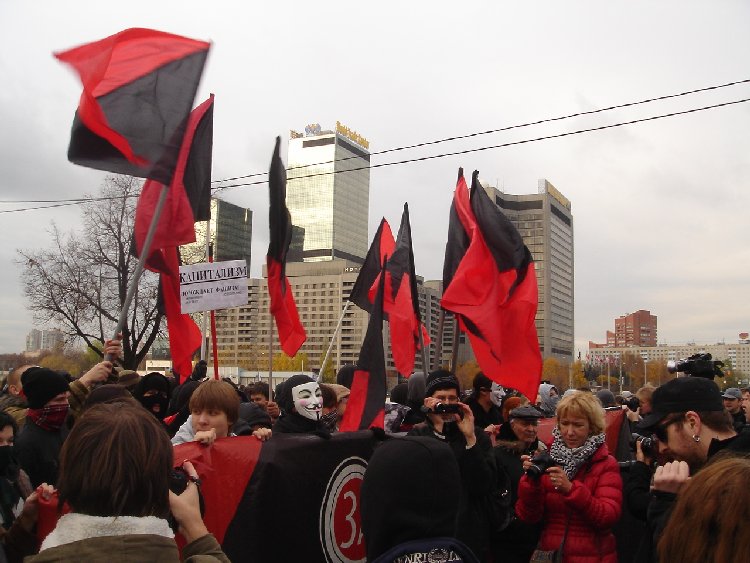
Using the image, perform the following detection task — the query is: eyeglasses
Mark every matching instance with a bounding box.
[653,414,685,443]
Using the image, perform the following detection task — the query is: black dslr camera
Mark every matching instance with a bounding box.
[667,353,724,379]
[433,402,461,415]
[624,396,640,412]
[525,451,557,479]
[168,466,205,532]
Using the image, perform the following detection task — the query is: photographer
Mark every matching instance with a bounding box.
[517,391,622,562]
[407,370,495,561]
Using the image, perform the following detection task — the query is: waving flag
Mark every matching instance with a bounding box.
[340,262,387,432]
[55,28,210,185]
[348,218,394,311]
[134,95,214,275]
[441,169,541,401]
[267,137,306,356]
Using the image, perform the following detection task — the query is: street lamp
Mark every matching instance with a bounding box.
[644,359,648,386]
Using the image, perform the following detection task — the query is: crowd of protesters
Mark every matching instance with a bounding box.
[0,344,748,563]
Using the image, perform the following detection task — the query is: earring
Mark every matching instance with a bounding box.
[692,435,701,443]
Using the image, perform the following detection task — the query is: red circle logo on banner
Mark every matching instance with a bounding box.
[319,456,367,563]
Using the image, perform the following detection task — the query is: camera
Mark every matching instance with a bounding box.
[667,353,724,379]
[168,466,205,532]
[432,403,461,415]
[624,396,640,412]
[631,433,655,458]
[525,451,557,479]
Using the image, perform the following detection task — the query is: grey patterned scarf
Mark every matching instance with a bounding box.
[549,427,606,479]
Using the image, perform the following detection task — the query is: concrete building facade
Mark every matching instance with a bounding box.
[590,310,657,349]
[481,179,574,362]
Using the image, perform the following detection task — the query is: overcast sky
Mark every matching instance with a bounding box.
[1,1,749,356]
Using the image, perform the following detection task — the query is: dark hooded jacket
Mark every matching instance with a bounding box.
[272,375,329,438]
[133,373,171,422]
[361,436,479,563]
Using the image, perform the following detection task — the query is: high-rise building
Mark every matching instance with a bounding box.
[182,199,252,269]
[25,328,64,353]
[481,179,574,362]
[590,310,657,349]
[286,122,370,264]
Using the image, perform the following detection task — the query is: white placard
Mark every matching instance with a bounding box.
[179,260,249,313]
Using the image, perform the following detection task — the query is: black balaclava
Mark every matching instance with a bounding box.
[361,437,460,561]
[133,372,171,421]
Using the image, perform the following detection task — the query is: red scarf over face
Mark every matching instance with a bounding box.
[26,404,69,432]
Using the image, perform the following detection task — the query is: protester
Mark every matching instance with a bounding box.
[517,391,622,562]
[81,385,137,411]
[657,456,750,563]
[384,382,411,434]
[501,395,524,424]
[535,383,559,417]
[742,387,750,424]
[133,372,171,422]
[248,382,280,421]
[596,389,618,409]
[635,376,750,559]
[407,370,495,560]
[114,369,140,394]
[27,403,229,562]
[272,375,329,437]
[626,385,655,425]
[466,372,503,433]
[171,380,271,445]
[721,387,745,431]
[0,367,32,430]
[14,368,72,488]
[164,381,200,439]
[491,405,546,563]
[361,436,479,563]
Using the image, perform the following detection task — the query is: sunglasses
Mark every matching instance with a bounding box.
[653,414,685,443]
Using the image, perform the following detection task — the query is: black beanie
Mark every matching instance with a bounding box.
[21,367,70,409]
[361,437,460,561]
[424,370,460,398]
[277,374,316,414]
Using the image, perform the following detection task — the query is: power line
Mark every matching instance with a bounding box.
[211,77,750,185]
[2,93,749,213]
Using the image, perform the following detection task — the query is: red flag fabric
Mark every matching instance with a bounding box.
[348,218,394,312]
[55,28,210,185]
[134,95,214,275]
[267,137,306,356]
[159,247,202,383]
[441,169,542,401]
[339,263,387,432]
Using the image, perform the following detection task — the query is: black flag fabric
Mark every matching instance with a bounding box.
[339,261,387,432]
[348,218,394,312]
[55,28,210,185]
[441,169,542,401]
[267,137,306,356]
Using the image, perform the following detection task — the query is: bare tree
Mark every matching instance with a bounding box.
[17,175,162,369]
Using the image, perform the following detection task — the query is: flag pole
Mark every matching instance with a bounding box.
[450,315,460,372]
[107,183,169,361]
[322,300,351,381]
[207,242,219,380]
[200,215,212,361]
[418,324,429,376]
[434,309,445,371]
[268,314,274,397]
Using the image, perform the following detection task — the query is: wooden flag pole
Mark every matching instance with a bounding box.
[322,300,351,381]
[107,183,169,361]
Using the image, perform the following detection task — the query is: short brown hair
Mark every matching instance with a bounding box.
[57,403,172,518]
[665,410,733,434]
[556,391,606,435]
[659,456,750,563]
[635,385,655,403]
[189,380,240,425]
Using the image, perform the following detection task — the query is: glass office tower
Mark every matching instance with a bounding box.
[286,123,370,264]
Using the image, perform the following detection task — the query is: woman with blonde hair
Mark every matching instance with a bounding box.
[658,456,750,563]
[516,391,622,562]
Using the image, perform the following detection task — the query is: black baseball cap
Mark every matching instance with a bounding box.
[638,376,724,430]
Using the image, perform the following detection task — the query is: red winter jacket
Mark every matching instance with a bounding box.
[516,443,622,563]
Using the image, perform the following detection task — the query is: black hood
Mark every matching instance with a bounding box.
[361,436,460,561]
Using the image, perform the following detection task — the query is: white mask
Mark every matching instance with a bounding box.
[490,383,505,407]
[291,381,323,421]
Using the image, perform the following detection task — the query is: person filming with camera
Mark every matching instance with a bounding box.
[517,391,622,562]
[408,370,495,560]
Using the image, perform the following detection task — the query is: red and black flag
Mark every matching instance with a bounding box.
[441,169,542,401]
[55,28,210,185]
[384,203,430,376]
[348,218,394,312]
[157,247,202,383]
[267,137,306,357]
[134,95,215,275]
[339,261,387,432]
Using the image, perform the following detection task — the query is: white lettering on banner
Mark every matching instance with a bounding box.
[179,260,249,314]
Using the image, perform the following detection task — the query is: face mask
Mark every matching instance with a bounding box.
[291,382,323,421]
[0,446,15,474]
[27,403,69,431]
[490,383,505,407]
[140,394,169,420]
